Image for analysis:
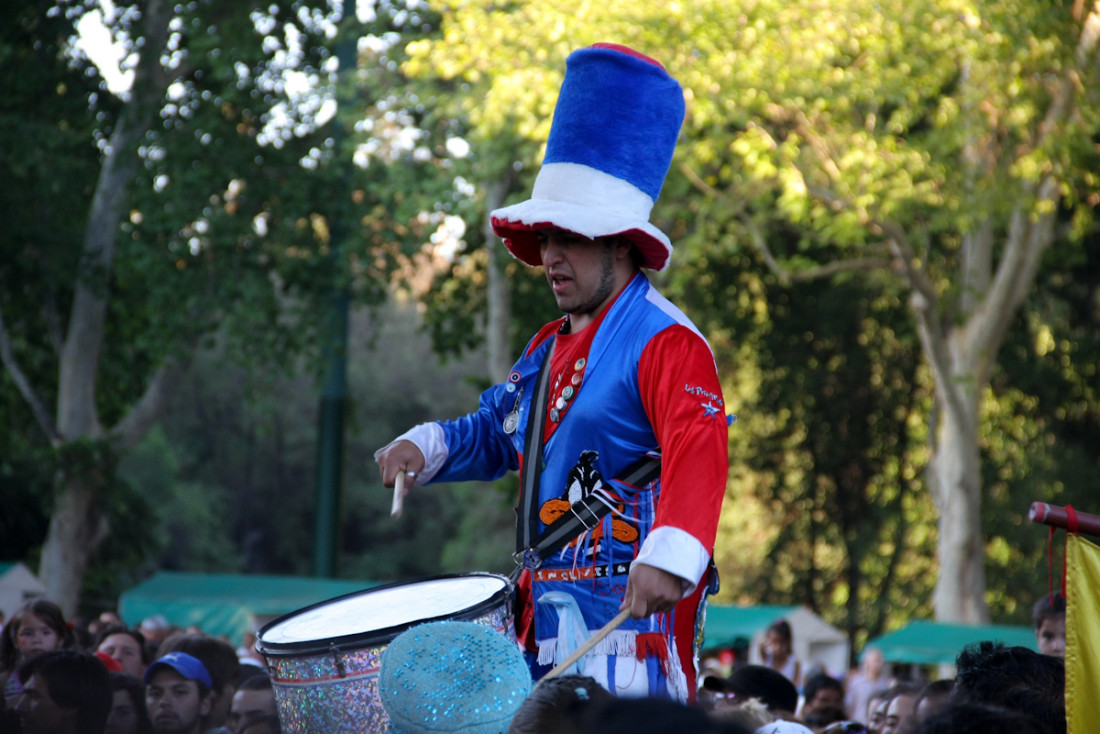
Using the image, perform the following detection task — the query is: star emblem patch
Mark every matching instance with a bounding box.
[702,401,721,420]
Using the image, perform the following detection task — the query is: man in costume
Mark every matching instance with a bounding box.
[375,42,728,700]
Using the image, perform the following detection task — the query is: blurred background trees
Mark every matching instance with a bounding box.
[1,0,1097,649]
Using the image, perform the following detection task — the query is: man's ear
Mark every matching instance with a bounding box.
[614,236,632,258]
[200,690,214,717]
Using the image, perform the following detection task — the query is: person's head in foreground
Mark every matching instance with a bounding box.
[15,649,112,734]
[379,620,532,733]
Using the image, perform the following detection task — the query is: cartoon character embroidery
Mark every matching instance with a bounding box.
[539,450,639,550]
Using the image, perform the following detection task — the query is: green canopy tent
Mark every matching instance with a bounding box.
[865,620,1037,665]
[118,571,380,641]
[703,604,850,676]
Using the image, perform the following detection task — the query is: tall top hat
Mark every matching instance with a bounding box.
[490,43,685,271]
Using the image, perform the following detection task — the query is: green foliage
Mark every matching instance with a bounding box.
[686,242,939,644]
[0,452,53,566]
[980,232,1100,623]
[110,297,516,585]
[0,0,481,605]
[397,0,1100,645]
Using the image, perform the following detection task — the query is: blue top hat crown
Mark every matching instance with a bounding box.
[491,43,686,271]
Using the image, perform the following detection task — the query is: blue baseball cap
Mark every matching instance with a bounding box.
[144,651,213,688]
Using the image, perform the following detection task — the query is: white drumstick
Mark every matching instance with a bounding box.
[391,470,405,518]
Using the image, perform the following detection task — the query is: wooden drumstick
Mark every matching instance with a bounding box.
[391,470,405,518]
[541,608,632,680]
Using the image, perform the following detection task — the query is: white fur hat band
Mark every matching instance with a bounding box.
[491,43,685,271]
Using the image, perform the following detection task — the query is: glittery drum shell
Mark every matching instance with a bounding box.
[257,573,515,734]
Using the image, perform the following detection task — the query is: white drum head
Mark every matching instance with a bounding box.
[259,574,509,650]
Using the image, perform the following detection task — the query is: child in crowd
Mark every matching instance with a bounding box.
[760,619,802,688]
[0,599,76,710]
[1032,593,1066,658]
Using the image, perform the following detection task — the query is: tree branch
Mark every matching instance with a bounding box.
[109,358,187,452]
[57,0,177,439]
[679,163,895,284]
[0,305,61,445]
[966,176,1060,379]
[876,224,975,437]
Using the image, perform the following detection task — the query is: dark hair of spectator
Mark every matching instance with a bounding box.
[579,696,753,734]
[157,632,242,691]
[0,598,76,672]
[508,675,614,734]
[238,672,274,692]
[803,672,844,703]
[95,624,151,665]
[953,642,1065,734]
[914,678,954,714]
[912,702,1050,734]
[109,671,154,734]
[879,682,924,702]
[18,649,112,734]
[1031,593,1066,630]
[765,619,792,643]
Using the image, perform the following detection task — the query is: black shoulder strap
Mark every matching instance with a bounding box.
[513,339,662,570]
[516,340,556,555]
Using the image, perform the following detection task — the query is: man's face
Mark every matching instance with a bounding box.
[882,693,916,734]
[146,669,211,734]
[538,229,620,321]
[867,697,889,734]
[14,672,77,734]
[98,633,147,679]
[863,649,884,676]
[764,629,791,658]
[227,687,278,732]
[210,681,236,728]
[105,689,140,734]
[1036,615,1066,658]
[805,685,844,713]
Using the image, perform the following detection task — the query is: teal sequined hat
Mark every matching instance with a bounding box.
[379,621,533,733]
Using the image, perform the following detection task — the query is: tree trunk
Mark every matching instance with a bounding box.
[38,472,110,617]
[484,177,513,383]
[37,0,176,616]
[929,373,990,623]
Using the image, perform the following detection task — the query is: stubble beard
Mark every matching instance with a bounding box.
[563,243,615,320]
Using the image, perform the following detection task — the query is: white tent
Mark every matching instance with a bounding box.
[704,603,851,678]
[0,562,47,621]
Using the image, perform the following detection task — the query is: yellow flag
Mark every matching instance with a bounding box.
[1067,534,1100,734]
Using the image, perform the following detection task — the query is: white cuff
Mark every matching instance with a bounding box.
[372,423,448,485]
[633,526,711,598]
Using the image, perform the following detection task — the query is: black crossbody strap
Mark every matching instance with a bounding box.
[523,453,662,567]
[516,340,556,554]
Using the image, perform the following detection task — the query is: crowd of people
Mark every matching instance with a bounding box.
[0,582,1069,733]
[685,596,1067,734]
[365,593,1069,734]
[0,598,279,734]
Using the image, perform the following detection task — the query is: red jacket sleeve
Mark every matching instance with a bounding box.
[637,324,729,549]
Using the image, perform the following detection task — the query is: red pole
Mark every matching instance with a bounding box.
[1029,502,1100,540]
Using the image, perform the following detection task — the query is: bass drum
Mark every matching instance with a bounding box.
[256,572,514,733]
